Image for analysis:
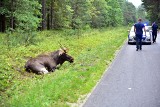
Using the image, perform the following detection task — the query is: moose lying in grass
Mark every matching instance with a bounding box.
[25,48,74,74]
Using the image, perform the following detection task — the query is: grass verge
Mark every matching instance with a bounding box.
[0,27,127,107]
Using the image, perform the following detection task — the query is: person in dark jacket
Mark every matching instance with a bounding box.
[152,22,158,43]
[134,18,146,51]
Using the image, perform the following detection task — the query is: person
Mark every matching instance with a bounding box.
[134,18,146,51]
[152,22,158,43]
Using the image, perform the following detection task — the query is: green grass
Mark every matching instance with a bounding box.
[0,27,127,107]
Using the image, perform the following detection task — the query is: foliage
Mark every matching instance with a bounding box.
[136,5,149,24]
[14,0,41,45]
[69,0,91,29]
[45,0,73,29]
[90,0,109,28]
[0,0,41,45]
[1,0,138,32]
[142,0,160,25]
[124,2,137,24]
[107,0,123,26]
[0,27,127,107]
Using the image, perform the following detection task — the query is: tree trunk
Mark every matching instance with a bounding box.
[50,0,53,29]
[0,0,6,32]
[0,15,2,32]
[10,0,15,29]
[0,15,6,32]
[157,0,160,25]
[47,8,50,30]
[0,0,1,32]
[52,0,56,29]
[42,0,46,30]
[71,2,78,29]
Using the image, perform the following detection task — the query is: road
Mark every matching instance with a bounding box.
[83,33,160,107]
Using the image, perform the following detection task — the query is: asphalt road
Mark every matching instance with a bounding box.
[83,33,160,107]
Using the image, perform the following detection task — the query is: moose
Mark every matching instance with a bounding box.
[25,47,74,74]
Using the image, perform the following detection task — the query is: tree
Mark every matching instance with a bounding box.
[10,0,15,29]
[44,0,73,29]
[90,0,109,28]
[0,0,41,32]
[107,0,123,26]
[0,0,7,32]
[118,0,128,25]
[14,0,41,45]
[41,0,46,30]
[142,0,160,25]
[90,0,123,28]
[0,0,143,33]
[137,5,148,24]
[70,0,91,29]
[124,2,136,25]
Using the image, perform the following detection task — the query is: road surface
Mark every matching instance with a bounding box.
[83,33,160,107]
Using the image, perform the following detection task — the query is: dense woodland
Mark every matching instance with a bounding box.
[0,0,159,45]
[142,0,160,25]
[0,0,150,32]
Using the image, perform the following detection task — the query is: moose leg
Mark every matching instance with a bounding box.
[30,64,49,74]
[39,67,49,74]
[46,63,56,72]
[51,67,56,72]
[46,66,56,72]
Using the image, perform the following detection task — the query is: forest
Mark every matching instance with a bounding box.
[0,0,159,32]
[142,0,160,25]
[0,0,148,32]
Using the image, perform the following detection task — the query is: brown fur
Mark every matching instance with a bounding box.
[25,49,74,74]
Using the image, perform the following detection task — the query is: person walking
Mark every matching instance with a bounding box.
[134,18,146,51]
[152,22,158,43]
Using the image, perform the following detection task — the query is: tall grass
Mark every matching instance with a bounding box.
[0,27,127,107]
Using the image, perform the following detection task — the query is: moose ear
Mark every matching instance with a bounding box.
[63,47,69,53]
[59,47,69,53]
[58,50,64,56]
